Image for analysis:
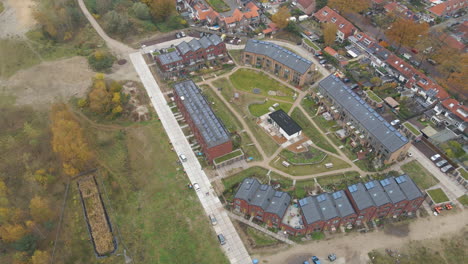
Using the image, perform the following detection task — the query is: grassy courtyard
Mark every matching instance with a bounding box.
[316,171,361,190]
[427,188,450,204]
[229,69,296,102]
[401,160,439,189]
[270,155,351,176]
[222,166,293,193]
[206,0,231,12]
[280,148,327,164]
[248,100,293,117]
[245,226,279,247]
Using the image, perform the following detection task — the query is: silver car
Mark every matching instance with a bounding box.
[435,159,448,167]
[441,164,453,173]
[430,154,441,161]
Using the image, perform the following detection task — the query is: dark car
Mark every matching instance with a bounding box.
[312,256,321,264]
[411,48,418,54]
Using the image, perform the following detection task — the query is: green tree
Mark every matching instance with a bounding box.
[88,50,115,72]
[103,10,130,35]
[386,18,429,52]
[145,0,176,22]
[132,2,151,20]
[31,250,51,264]
[322,22,338,46]
[272,6,290,29]
[29,196,53,223]
[96,0,112,15]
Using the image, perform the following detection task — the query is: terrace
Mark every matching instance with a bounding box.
[282,205,305,230]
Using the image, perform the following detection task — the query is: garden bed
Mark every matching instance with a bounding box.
[280,148,326,165]
[403,122,421,136]
[214,149,244,164]
[365,90,383,103]
[427,188,450,204]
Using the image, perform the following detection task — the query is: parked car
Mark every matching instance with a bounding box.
[342,78,350,83]
[411,48,418,54]
[435,159,448,168]
[217,234,226,245]
[180,31,186,37]
[179,154,187,162]
[441,164,453,173]
[317,56,324,60]
[192,183,201,191]
[430,154,441,161]
[390,119,400,126]
[319,59,327,65]
[349,83,359,89]
[427,58,437,65]
[209,214,218,225]
[328,254,337,261]
[312,256,321,264]
[175,32,181,39]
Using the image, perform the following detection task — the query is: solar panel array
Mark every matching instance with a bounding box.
[319,75,409,153]
[348,185,358,193]
[174,80,230,148]
[245,39,313,74]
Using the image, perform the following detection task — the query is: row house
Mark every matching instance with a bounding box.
[243,39,315,87]
[429,0,467,17]
[154,34,227,78]
[434,98,468,132]
[346,183,377,225]
[173,80,233,163]
[379,178,409,218]
[297,0,316,15]
[233,178,291,227]
[315,75,411,164]
[384,2,420,21]
[394,175,425,215]
[364,181,393,218]
[313,6,357,42]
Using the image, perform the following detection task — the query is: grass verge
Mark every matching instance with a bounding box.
[206,0,231,12]
[403,122,421,136]
[457,195,468,206]
[228,50,243,64]
[270,155,351,176]
[248,100,293,117]
[401,160,439,189]
[246,227,279,247]
[427,188,449,203]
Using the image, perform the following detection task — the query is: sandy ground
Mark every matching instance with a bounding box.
[4,56,94,107]
[256,209,468,264]
[0,0,36,38]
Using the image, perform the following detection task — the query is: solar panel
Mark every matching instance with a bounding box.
[348,185,358,193]
[380,179,391,187]
[332,191,342,199]
[373,112,379,117]
[317,194,327,202]
[395,176,407,184]
[378,117,384,121]
[395,132,402,137]
[365,181,375,189]
[299,198,308,206]
[260,185,268,191]
[274,191,283,198]
[390,127,396,131]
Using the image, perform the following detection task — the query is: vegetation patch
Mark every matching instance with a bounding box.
[427,188,450,204]
[214,149,243,164]
[228,50,243,64]
[280,148,326,164]
[0,39,42,78]
[248,100,292,117]
[206,0,231,12]
[245,226,279,247]
[403,122,421,136]
[317,171,361,191]
[271,155,351,176]
[303,38,320,50]
[459,168,468,180]
[229,69,296,102]
[291,108,338,154]
[401,161,439,189]
[457,195,468,206]
[366,90,383,103]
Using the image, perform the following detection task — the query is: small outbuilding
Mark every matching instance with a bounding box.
[384,97,400,109]
[269,109,302,140]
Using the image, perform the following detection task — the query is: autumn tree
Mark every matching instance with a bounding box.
[322,23,338,46]
[31,250,51,264]
[0,180,8,207]
[0,223,27,242]
[88,79,112,113]
[386,18,429,52]
[103,11,130,35]
[328,0,370,13]
[51,104,94,176]
[133,2,151,20]
[29,196,53,223]
[88,50,115,72]
[272,6,290,29]
[143,0,176,22]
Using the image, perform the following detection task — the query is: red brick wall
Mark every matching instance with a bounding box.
[340,214,357,227]
[323,217,341,230]
[404,197,424,214]
[281,223,306,235]
[206,140,233,162]
[388,200,409,217]
[234,198,249,214]
[375,203,393,218]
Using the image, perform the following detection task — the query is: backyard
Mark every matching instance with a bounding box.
[222,166,293,194]
[205,0,231,12]
[316,171,362,191]
[401,161,439,189]
[427,188,450,204]
[229,69,297,102]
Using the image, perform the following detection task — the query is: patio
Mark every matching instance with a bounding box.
[282,204,305,230]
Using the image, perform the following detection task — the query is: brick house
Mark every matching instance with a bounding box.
[243,39,315,87]
[297,0,316,15]
[345,183,377,225]
[154,34,227,78]
[379,178,409,218]
[434,98,468,132]
[173,80,232,163]
[316,193,341,231]
[332,190,357,227]
[364,180,393,218]
[316,75,411,164]
[298,196,325,233]
[233,178,291,227]
[313,6,357,42]
[429,0,467,17]
[395,175,425,215]
[219,2,261,33]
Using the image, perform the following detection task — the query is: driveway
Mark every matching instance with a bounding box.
[129,52,252,264]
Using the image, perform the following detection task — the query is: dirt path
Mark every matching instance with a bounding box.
[258,210,468,264]
[0,0,36,38]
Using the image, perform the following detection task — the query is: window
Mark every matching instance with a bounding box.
[331,17,337,23]
[322,11,328,16]
[339,24,344,28]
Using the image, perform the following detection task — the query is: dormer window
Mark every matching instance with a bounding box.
[363,39,371,45]
[322,11,328,16]
[339,23,345,28]
[331,17,337,23]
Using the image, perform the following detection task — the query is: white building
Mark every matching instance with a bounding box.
[268,109,302,140]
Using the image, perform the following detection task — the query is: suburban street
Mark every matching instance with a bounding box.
[129,52,252,264]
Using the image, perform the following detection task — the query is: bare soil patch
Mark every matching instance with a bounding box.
[0,0,36,38]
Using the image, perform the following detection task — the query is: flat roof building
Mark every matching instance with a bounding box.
[269,109,302,140]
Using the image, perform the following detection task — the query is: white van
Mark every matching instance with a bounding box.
[179,154,187,162]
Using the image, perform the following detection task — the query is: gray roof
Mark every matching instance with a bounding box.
[318,75,409,153]
[364,180,391,207]
[269,109,302,136]
[347,183,375,210]
[380,177,407,204]
[244,39,313,74]
[208,34,222,45]
[188,38,202,51]
[265,191,291,218]
[234,178,261,201]
[177,41,191,55]
[174,80,231,148]
[199,36,213,49]
[316,193,339,221]
[299,196,323,225]
[395,174,424,201]
[331,190,356,218]
[177,34,222,55]
[156,51,182,65]
[251,184,276,210]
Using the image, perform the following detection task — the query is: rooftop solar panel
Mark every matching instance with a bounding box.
[332,191,342,199]
[395,176,407,184]
[348,185,358,193]
[260,185,269,191]
[299,198,308,206]
[380,179,391,187]
[317,194,327,202]
[365,181,375,190]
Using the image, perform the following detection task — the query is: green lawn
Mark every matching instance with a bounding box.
[222,166,293,192]
[313,115,340,132]
[229,69,297,102]
[0,2,4,13]
[404,122,421,136]
[0,39,42,78]
[248,100,293,117]
[294,179,319,198]
[271,155,351,176]
[291,108,338,154]
[60,121,229,263]
[214,149,243,164]
[401,160,439,189]
[427,188,450,203]
[301,96,319,117]
[228,50,243,65]
[280,148,326,164]
[246,227,279,247]
[366,90,383,103]
[316,171,361,190]
[457,195,468,206]
[206,0,231,12]
[303,38,320,50]
[459,168,468,180]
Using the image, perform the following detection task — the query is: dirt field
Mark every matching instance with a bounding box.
[0,0,36,38]
[256,209,468,264]
[3,56,94,107]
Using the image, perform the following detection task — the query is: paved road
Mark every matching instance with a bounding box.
[129,52,252,264]
[410,145,466,199]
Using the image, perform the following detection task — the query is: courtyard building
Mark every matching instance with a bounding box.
[268,109,303,140]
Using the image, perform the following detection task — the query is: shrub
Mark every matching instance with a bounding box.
[88,51,115,72]
[132,2,151,20]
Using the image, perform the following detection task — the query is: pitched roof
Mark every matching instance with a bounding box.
[244,39,313,74]
[332,190,356,218]
[269,109,302,136]
[299,196,323,225]
[316,193,339,220]
[319,75,409,153]
[379,177,407,204]
[173,81,231,148]
[156,51,183,65]
[347,183,375,210]
[364,180,391,207]
[394,174,424,201]
[442,98,468,122]
[439,33,465,50]
[297,0,315,9]
[251,184,276,210]
[265,191,291,218]
[234,178,261,201]
[429,2,447,16]
[313,6,356,37]
[324,46,338,57]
